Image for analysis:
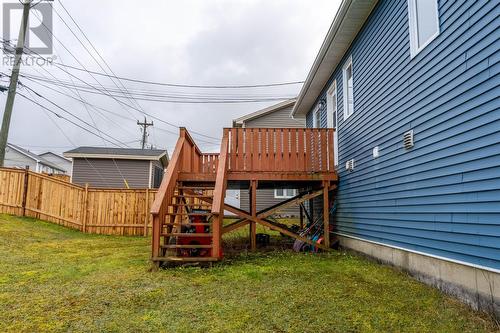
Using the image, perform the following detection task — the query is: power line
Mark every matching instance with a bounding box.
[28,89,109,183]
[4,39,222,142]
[3,64,140,145]
[11,73,221,145]
[14,70,136,121]
[18,73,296,103]
[28,11,140,120]
[16,90,128,147]
[18,73,297,100]
[56,0,146,114]
[39,61,305,88]
[49,2,147,118]
[19,83,130,147]
[1,40,224,144]
[0,41,304,89]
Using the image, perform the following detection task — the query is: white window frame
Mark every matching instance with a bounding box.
[274,189,297,199]
[326,80,339,167]
[326,80,337,128]
[342,56,354,121]
[313,104,321,128]
[408,0,440,58]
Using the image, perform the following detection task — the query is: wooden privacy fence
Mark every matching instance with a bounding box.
[0,167,157,236]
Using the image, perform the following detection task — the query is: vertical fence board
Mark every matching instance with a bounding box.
[0,168,157,236]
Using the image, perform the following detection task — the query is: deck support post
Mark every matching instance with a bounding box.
[152,215,161,260]
[299,204,304,229]
[323,181,330,248]
[212,214,222,258]
[144,188,149,236]
[250,180,257,251]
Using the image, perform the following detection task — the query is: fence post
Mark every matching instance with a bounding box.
[82,183,89,233]
[21,165,29,216]
[144,188,149,237]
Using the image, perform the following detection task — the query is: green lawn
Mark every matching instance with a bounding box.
[0,214,497,333]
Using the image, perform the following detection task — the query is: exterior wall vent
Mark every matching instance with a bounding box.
[345,159,355,172]
[403,130,414,150]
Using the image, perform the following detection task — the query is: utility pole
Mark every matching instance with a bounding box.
[137,117,153,149]
[0,0,31,167]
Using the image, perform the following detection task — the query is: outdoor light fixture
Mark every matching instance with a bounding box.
[345,159,355,172]
[373,146,380,158]
[318,99,326,110]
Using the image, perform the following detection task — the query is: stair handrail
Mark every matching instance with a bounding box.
[212,129,229,216]
[210,129,229,259]
[150,129,189,259]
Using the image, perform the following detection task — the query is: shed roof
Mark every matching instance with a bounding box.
[63,147,169,164]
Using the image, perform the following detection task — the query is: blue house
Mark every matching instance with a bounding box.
[291,0,499,315]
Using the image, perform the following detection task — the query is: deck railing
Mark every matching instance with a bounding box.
[200,153,219,174]
[226,128,335,173]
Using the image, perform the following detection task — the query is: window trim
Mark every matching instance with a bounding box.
[326,80,337,128]
[274,189,297,199]
[407,0,440,58]
[342,56,354,121]
[326,80,339,167]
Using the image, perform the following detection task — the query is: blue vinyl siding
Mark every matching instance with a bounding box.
[306,0,500,269]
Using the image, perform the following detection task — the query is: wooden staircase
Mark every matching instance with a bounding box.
[155,182,220,262]
[151,127,338,267]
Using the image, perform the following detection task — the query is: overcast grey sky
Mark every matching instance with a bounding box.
[0,0,341,154]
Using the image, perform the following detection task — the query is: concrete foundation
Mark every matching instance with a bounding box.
[337,234,500,320]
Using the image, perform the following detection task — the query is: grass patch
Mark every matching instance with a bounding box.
[0,214,497,332]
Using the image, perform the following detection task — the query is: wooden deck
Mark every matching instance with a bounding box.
[151,127,338,265]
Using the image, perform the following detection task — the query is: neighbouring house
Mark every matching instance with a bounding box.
[233,99,305,216]
[64,147,169,189]
[38,152,73,174]
[291,0,499,316]
[4,143,66,174]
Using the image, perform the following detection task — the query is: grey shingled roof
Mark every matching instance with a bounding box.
[232,99,296,127]
[7,143,66,172]
[63,147,168,161]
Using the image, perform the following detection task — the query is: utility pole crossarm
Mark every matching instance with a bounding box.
[137,117,154,149]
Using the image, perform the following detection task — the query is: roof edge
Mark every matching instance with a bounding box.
[63,152,167,161]
[232,99,296,127]
[39,151,72,162]
[291,0,378,118]
[7,143,40,162]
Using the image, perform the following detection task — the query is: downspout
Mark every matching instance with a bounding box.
[148,161,153,189]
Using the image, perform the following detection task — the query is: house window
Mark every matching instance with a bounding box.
[408,0,440,57]
[327,81,337,129]
[275,189,297,199]
[343,56,354,120]
[326,80,339,167]
[313,105,321,128]
[153,166,164,188]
